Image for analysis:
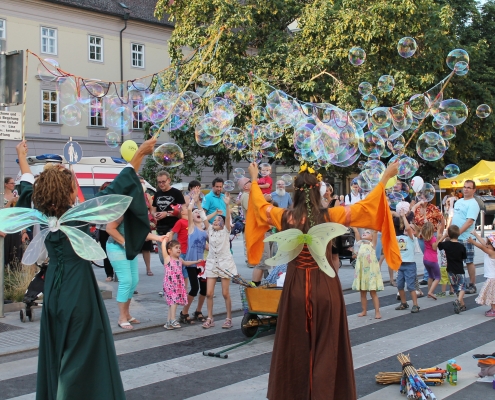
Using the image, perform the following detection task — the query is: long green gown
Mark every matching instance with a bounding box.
[17,166,150,400]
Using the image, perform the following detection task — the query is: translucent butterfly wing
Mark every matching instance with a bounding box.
[264,229,304,266]
[0,208,47,234]
[307,223,348,278]
[22,229,50,265]
[60,226,107,261]
[59,195,132,225]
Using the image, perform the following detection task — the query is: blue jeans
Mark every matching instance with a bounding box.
[107,242,139,303]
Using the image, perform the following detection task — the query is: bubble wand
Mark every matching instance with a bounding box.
[152,28,225,139]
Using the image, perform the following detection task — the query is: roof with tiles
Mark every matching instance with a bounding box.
[42,0,174,27]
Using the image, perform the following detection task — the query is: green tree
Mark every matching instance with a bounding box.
[153,0,495,182]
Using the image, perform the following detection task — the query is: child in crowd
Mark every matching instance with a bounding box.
[179,188,219,325]
[421,221,441,300]
[161,236,202,330]
[352,228,384,319]
[437,243,455,297]
[257,164,273,195]
[395,209,420,313]
[172,206,189,290]
[196,192,237,329]
[434,224,467,314]
[469,231,495,317]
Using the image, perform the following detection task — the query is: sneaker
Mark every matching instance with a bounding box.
[453,299,461,314]
[485,310,495,317]
[419,280,428,286]
[411,305,420,313]
[436,292,447,298]
[465,284,477,294]
[449,291,455,296]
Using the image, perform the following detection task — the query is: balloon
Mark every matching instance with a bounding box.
[120,140,138,162]
[410,176,424,192]
[385,175,398,189]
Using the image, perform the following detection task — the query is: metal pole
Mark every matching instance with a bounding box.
[119,13,129,145]
[0,50,6,316]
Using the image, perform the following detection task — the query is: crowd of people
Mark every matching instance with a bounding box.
[3,140,495,400]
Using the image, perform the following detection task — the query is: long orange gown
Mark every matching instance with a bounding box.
[245,181,400,400]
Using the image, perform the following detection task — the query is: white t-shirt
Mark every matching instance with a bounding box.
[345,191,365,205]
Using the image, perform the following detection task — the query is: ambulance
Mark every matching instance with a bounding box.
[16,154,155,200]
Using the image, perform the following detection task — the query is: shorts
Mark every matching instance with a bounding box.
[458,239,475,264]
[141,239,153,252]
[440,266,450,285]
[448,272,466,293]
[397,262,417,291]
[181,253,189,279]
[423,260,441,281]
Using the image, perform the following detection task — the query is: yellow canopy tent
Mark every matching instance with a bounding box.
[438,160,495,189]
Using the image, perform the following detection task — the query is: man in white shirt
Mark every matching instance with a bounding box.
[271,180,293,208]
[344,180,365,205]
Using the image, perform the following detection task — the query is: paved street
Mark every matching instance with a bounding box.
[1,236,494,399]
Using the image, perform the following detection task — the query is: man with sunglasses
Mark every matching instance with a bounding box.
[152,170,185,264]
[451,180,480,294]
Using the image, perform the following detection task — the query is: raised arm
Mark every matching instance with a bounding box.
[224,192,231,228]
[130,137,156,170]
[352,227,361,242]
[16,141,31,175]
[401,209,414,240]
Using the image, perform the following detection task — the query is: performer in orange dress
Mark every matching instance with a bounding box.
[245,161,401,400]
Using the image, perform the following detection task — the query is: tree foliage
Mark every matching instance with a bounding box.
[154,0,495,182]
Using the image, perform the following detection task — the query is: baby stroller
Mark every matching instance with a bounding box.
[337,228,356,268]
[20,262,47,322]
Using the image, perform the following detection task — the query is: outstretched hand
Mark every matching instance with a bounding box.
[223,192,231,205]
[138,137,157,156]
[380,160,399,184]
[248,162,259,181]
[16,141,28,158]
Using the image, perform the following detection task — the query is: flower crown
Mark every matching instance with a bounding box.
[295,163,323,191]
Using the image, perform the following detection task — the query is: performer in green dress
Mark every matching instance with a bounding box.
[0,139,156,400]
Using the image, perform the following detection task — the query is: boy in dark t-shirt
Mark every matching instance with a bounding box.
[434,224,467,314]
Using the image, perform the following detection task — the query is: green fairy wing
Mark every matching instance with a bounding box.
[0,208,47,234]
[307,223,348,278]
[263,228,304,266]
[60,225,107,261]
[59,195,132,225]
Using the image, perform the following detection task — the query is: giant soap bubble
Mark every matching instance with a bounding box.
[153,143,184,167]
[349,47,366,66]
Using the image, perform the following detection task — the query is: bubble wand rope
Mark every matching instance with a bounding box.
[403,70,456,150]
[22,49,29,141]
[152,28,225,139]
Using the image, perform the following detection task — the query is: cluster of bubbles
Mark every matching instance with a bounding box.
[38,37,491,173]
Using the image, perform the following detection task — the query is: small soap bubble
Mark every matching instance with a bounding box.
[476,104,491,118]
[361,94,378,110]
[358,82,372,96]
[446,49,469,71]
[281,174,293,187]
[349,47,366,66]
[60,104,82,126]
[233,168,245,180]
[223,180,235,192]
[38,59,60,82]
[443,164,460,179]
[152,143,184,168]
[397,37,417,58]
[416,183,435,203]
[195,74,216,96]
[416,132,446,161]
[439,125,456,140]
[105,131,120,148]
[377,75,395,93]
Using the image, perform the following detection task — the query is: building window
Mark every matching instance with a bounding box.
[41,27,57,55]
[88,35,103,62]
[0,19,6,39]
[132,100,144,129]
[131,43,144,68]
[42,90,58,123]
[89,97,104,127]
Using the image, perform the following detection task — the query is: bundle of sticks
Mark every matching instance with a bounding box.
[211,266,256,288]
[375,354,447,399]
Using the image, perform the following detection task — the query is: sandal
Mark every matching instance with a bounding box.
[395,302,409,310]
[118,321,133,330]
[194,311,206,322]
[128,317,140,324]
[222,318,233,329]
[202,317,215,329]
[171,319,181,329]
[179,311,195,324]
[147,271,154,276]
[411,305,420,313]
